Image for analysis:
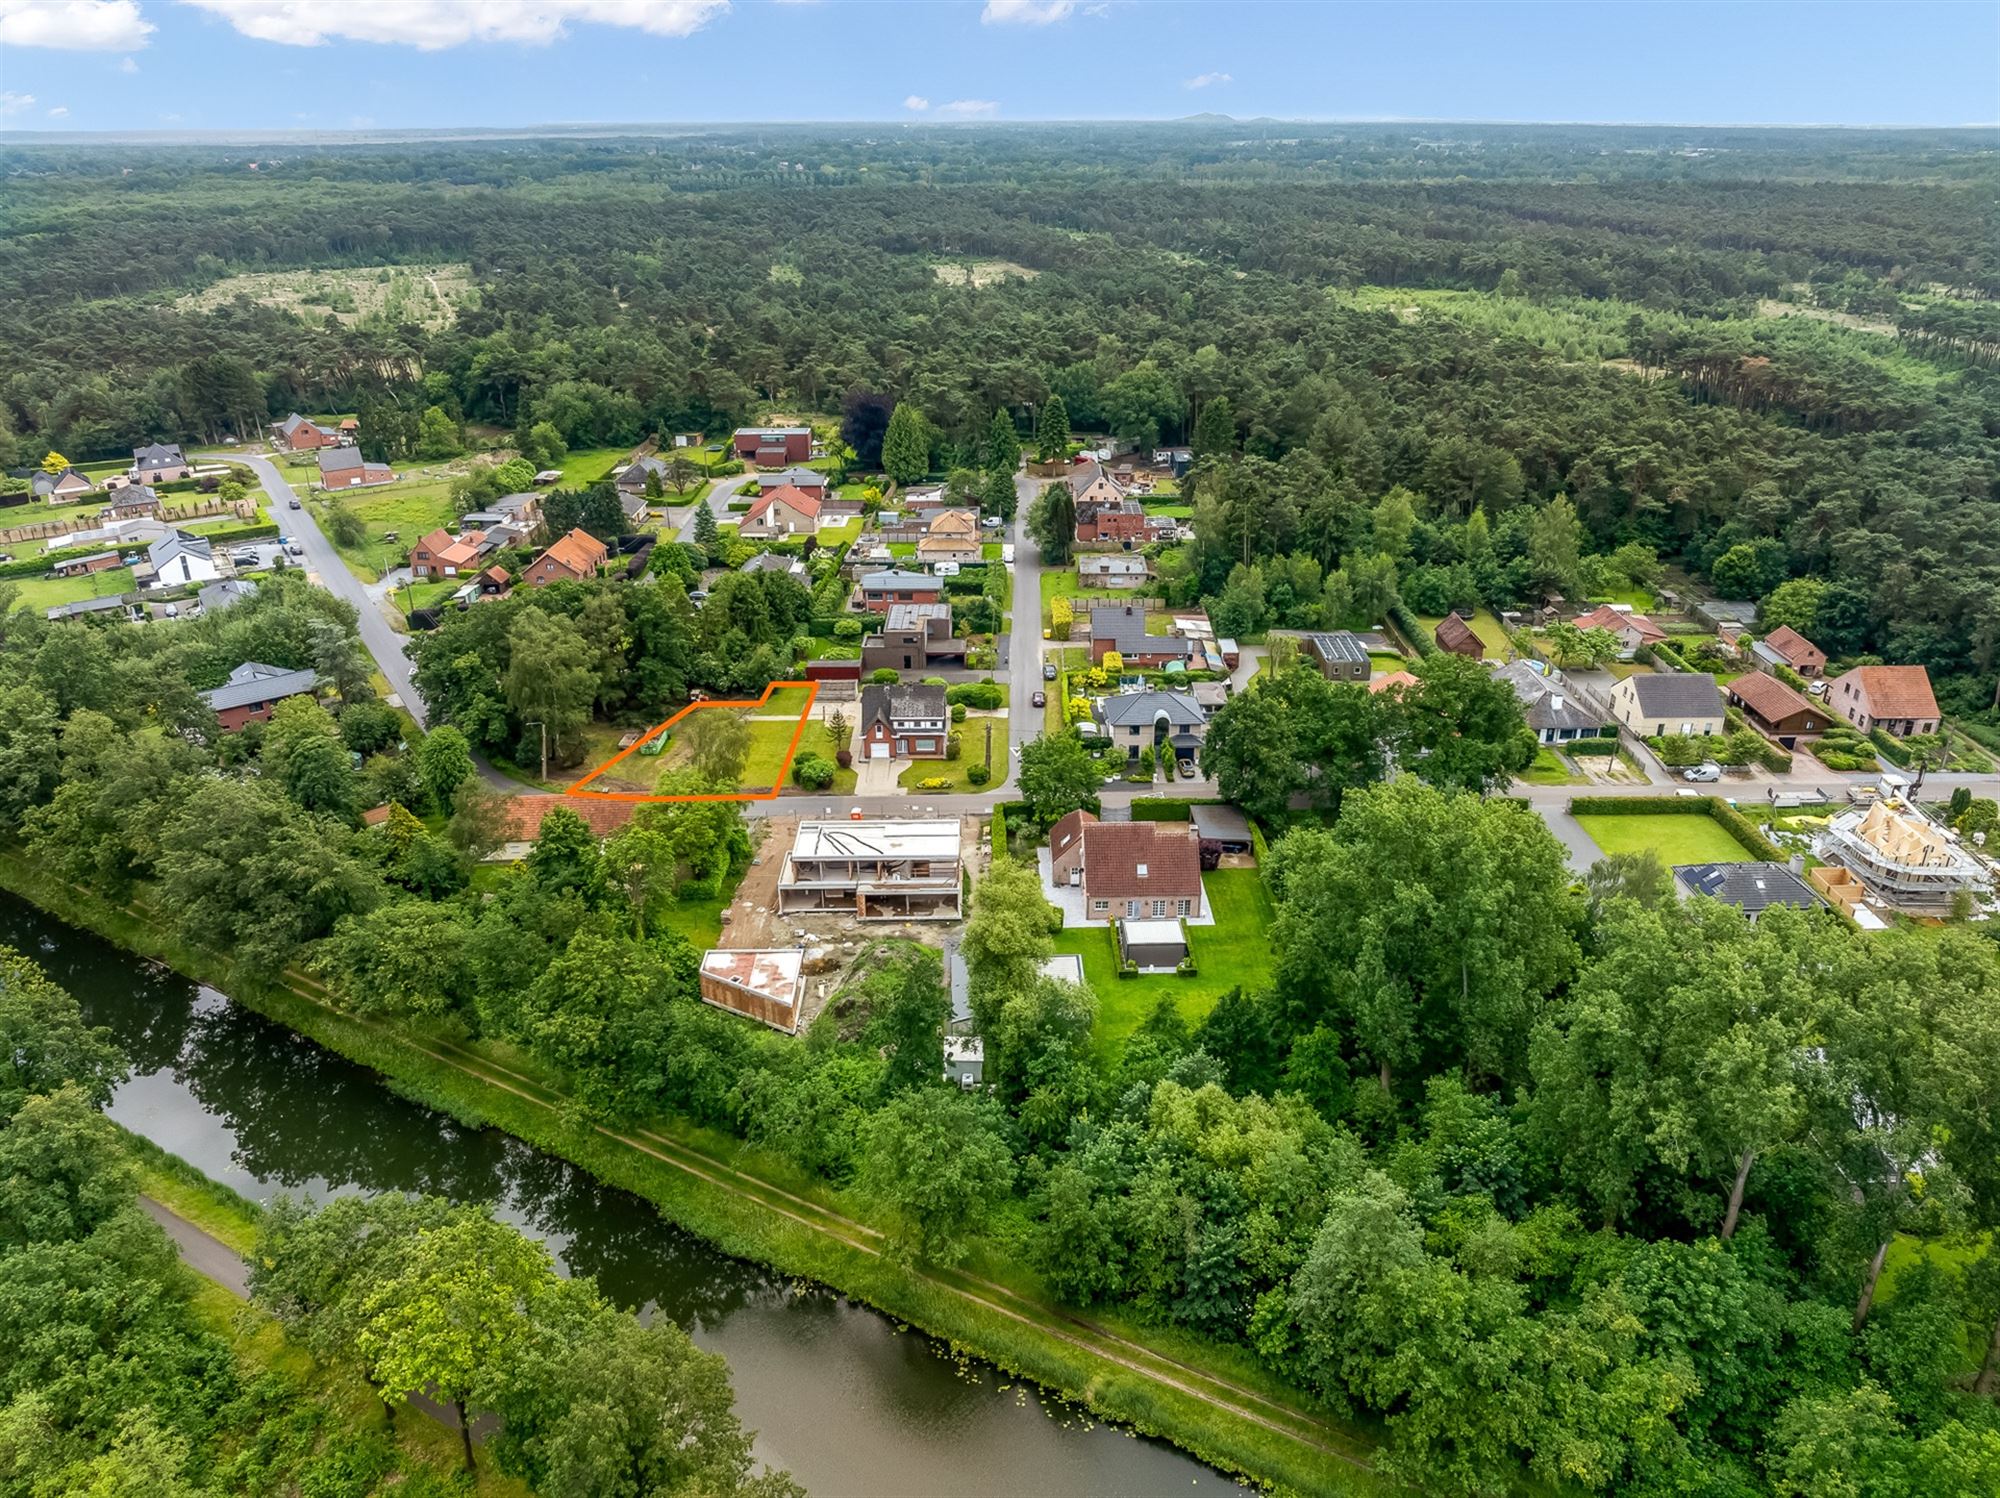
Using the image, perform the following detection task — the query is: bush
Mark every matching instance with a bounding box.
[1567,739,1620,756]
[946,732,962,761]
[833,616,863,640]
[951,704,968,723]
[923,676,949,688]
[989,803,1008,855]
[835,747,852,769]
[946,681,1004,710]
[793,754,836,790]
[967,762,991,786]
[869,668,899,684]
[917,775,953,790]
[1387,599,1438,659]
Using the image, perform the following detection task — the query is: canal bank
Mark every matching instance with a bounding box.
[0,871,1378,1497]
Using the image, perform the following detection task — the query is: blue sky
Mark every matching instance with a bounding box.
[2,1,1995,133]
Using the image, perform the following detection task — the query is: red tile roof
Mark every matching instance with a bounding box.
[745,485,821,524]
[1761,625,1825,668]
[1729,671,1816,724]
[534,528,609,579]
[501,795,636,841]
[1836,665,1938,722]
[1368,669,1419,694]
[1574,604,1666,643]
[1081,822,1202,901]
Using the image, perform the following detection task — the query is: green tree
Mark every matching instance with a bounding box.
[1016,730,1096,828]
[960,857,1059,1036]
[503,609,597,767]
[313,903,473,1020]
[692,500,721,554]
[980,465,1018,521]
[861,946,951,1096]
[0,684,60,835]
[0,1084,132,1249]
[416,404,463,459]
[1192,394,1235,461]
[524,419,568,469]
[1758,577,1826,637]
[1391,653,1536,794]
[1525,494,1584,599]
[984,407,1020,473]
[1201,666,1387,825]
[680,708,751,786]
[861,1088,1016,1265]
[325,501,366,548]
[0,944,126,1115]
[417,724,475,809]
[1026,480,1076,566]
[601,818,679,940]
[881,401,929,486]
[526,805,604,903]
[1035,392,1070,462]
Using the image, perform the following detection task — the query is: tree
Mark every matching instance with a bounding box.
[1583,849,1674,918]
[1192,395,1235,461]
[839,387,894,469]
[417,724,475,809]
[0,944,126,1116]
[447,779,510,860]
[984,407,1020,473]
[1027,480,1076,566]
[0,684,60,835]
[416,404,463,459]
[523,419,568,468]
[881,401,929,486]
[264,698,359,819]
[862,946,951,1096]
[1525,493,1583,598]
[1759,577,1826,637]
[1035,392,1070,462]
[1200,666,1387,825]
[861,1088,1015,1265]
[40,451,70,473]
[313,903,473,1019]
[0,1084,132,1249]
[503,609,596,767]
[680,708,751,786]
[360,1210,558,1468]
[692,498,721,554]
[601,818,679,939]
[664,453,702,496]
[325,501,366,548]
[1391,653,1536,794]
[980,465,1018,521]
[526,805,604,903]
[1016,730,1096,828]
[960,858,1059,1036]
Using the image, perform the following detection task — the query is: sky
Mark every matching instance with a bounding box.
[1,0,1996,134]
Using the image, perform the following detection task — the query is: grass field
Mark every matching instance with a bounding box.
[1520,746,1585,785]
[11,565,136,609]
[1055,868,1278,1061]
[318,479,460,580]
[1039,567,1127,626]
[1416,607,1513,657]
[790,721,858,795]
[1573,813,1759,865]
[898,747,997,794]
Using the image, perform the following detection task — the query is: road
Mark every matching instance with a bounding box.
[1001,468,1046,791]
[238,452,428,728]
[674,469,764,542]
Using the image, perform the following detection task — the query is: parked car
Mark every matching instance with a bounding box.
[1031,690,1046,709]
[981,515,1004,530]
[1001,544,1015,564]
[231,549,260,567]
[288,497,300,509]
[1043,661,1058,680]
[285,541,304,557]
[162,602,178,619]
[1683,761,1722,783]
[1179,759,1197,778]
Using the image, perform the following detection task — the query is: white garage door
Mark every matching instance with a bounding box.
[869,743,890,760]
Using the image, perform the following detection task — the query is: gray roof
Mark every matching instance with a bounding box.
[1674,862,1821,915]
[1305,631,1370,667]
[200,661,317,713]
[1097,690,1207,730]
[1749,640,1788,669]
[132,442,185,467]
[741,552,806,575]
[884,601,951,630]
[148,529,212,569]
[860,569,939,591]
[1190,804,1252,845]
[1495,660,1609,733]
[616,455,669,488]
[318,447,365,473]
[764,467,824,489]
[32,466,88,495]
[1090,605,1194,657]
[1624,671,1723,719]
[490,492,538,516]
[198,579,259,613]
[860,682,947,727]
[46,596,130,621]
[109,483,160,507]
[1065,461,1113,495]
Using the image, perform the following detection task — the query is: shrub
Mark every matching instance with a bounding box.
[793,754,836,790]
[946,681,1004,710]
[967,762,991,786]
[833,616,863,640]
[923,676,948,688]
[869,668,899,685]
[989,803,1008,854]
[917,775,953,790]
[1387,599,1438,658]
[946,732,962,761]
[835,747,853,769]
[1567,739,1619,756]
[951,704,968,723]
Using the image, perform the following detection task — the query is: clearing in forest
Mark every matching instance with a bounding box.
[176,263,472,330]
[569,681,820,804]
[931,259,1039,287]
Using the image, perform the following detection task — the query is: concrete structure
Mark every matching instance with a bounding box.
[102,484,163,520]
[200,661,317,731]
[917,509,983,566]
[733,427,812,465]
[1811,795,1990,918]
[1828,665,1939,738]
[1728,672,1834,747]
[1303,631,1371,682]
[1609,672,1724,738]
[411,528,486,579]
[1076,497,1149,547]
[46,596,135,623]
[861,602,964,674]
[944,1033,985,1088]
[1751,625,1827,678]
[858,682,949,759]
[197,579,259,615]
[1673,862,1822,921]
[777,819,963,920]
[699,949,806,1034]
[51,550,121,578]
[1049,811,1204,921]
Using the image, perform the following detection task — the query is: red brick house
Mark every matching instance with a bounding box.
[1828,665,1939,737]
[1434,612,1484,660]
[858,683,950,760]
[733,427,812,465]
[1088,604,1195,669]
[51,550,122,578]
[857,569,942,612]
[1728,672,1834,748]
[200,661,317,732]
[1752,625,1828,678]
[1048,810,1205,921]
[410,528,485,579]
[523,527,610,588]
[1076,499,1149,547]
[273,413,337,451]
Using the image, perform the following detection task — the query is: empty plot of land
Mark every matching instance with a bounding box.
[931,259,1039,287]
[1572,813,1755,866]
[571,683,819,802]
[178,264,472,330]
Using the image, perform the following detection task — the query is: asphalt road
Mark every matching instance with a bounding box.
[674,469,764,542]
[1001,468,1046,791]
[238,452,428,728]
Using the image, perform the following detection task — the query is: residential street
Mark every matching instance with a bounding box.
[1001,467,1046,791]
[674,468,764,542]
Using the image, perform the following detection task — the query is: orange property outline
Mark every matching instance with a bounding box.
[567,680,822,804]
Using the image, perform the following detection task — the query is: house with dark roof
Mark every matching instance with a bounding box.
[1434,612,1484,659]
[1077,553,1153,589]
[197,579,259,615]
[51,550,122,579]
[317,446,395,488]
[145,530,218,588]
[131,443,192,484]
[1828,665,1939,738]
[46,595,135,623]
[1673,862,1821,921]
[1094,689,1207,763]
[273,413,338,451]
[1751,625,1827,678]
[857,569,942,612]
[1303,631,1371,682]
[102,484,162,519]
[32,466,92,502]
[740,551,807,580]
[200,661,317,731]
[615,455,670,494]
[1088,604,1195,668]
[1728,673,1834,747]
[1494,660,1613,745]
[858,682,950,760]
[1608,672,1725,738]
[861,602,964,674]
[1048,810,1205,922]
[759,467,828,500]
[1190,803,1254,854]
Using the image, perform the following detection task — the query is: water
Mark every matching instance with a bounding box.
[0,894,1247,1498]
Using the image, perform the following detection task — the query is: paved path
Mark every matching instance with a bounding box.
[674,469,764,542]
[237,452,428,728]
[1002,469,1046,791]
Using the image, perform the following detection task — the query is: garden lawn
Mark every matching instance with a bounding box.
[1059,869,1278,1062]
[318,479,459,581]
[1038,567,1123,627]
[11,566,136,609]
[1417,607,1512,656]
[897,753,993,794]
[1520,746,1584,786]
[554,446,629,486]
[789,722,857,795]
[1572,813,1759,865]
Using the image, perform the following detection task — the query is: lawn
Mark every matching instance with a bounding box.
[11,566,136,609]
[817,518,864,546]
[898,750,997,794]
[1520,746,1584,786]
[1416,607,1513,657]
[317,479,460,581]
[790,722,858,795]
[1038,567,1125,626]
[554,446,630,486]
[1572,813,1759,865]
[1055,869,1278,1062]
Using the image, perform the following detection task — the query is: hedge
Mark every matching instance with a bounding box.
[1130,797,1226,820]
[946,681,1004,710]
[1868,727,1914,768]
[989,805,1008,859]
[1567,739,1620,756]
[1386,600,1438,659]
[1,547,114,579]
[1956,719,2000,754]
[1567,794,1783,860]
[199,521,279,546]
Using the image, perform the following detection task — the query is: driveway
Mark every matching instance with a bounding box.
[236,452,428,727]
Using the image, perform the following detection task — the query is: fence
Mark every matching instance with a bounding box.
[0,498,255,546]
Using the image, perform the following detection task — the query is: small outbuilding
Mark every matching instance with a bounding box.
[1117,917,1190,974]
[698,949,806,1034]
[1434,612,1485,660]
[1189,804,1254,855]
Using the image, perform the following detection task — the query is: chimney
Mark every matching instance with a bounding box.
[1788,853,1805,875]
[1550,693,1565,711]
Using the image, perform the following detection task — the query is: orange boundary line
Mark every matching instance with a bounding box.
[566,681,821,804]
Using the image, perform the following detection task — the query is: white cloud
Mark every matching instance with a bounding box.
[1184,71,1232,90]
[902,94,929,112]
[0,0,154,50]
[177,0,731,50]
[0,90,35,115]
[936,98,997,118]
[980,0,1071,25]
[118,52,137,70]
[46,103,69,115]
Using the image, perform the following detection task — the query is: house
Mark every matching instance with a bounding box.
[1369,669,1420,694]
[857,569,942,612]
[145,530,219,587]
[759,467,828,501]
[200,661,317,731]
[273,413,338,451]
[616,490,650,525]
[1434,612,1485,660]
[738,485,821,538]
[102,484,162,519]
[1066,462,1126,509]
[917,509,982,565]
[1078,554,1152,589]
[1089,604,1195,668]
[1095,689,1207,763]
[339,418,360,437]
[1572,603,1667,657]
[131,443,192,484]
[858,682,950,759]
[1828,665,1939,738]
[1674,862,1822,921]
[1076,497,1149,547]
[474,564,512,599]
[1729,673,1834,747]
[1494,660,1613,745]
[777,819,963,919]
[31,466,92,502]
[1609,672,1725,738]
[1190,803,1254,855]
[1191,680,1231,717]
[1049,810,1205,921]
[897,484,951,514]
[410,528,486,578]
[46,596,135,623]
[861,602,966,674]
[523,527,610,587]
[740,551,808,580]
[317,447,395,488]
[1811,795,1990,918]
[1303,631,1371,683]
[698,949,806,1034]
[50,550,121,578]
[732,426,812,466]
[197,579,259,615]
[615,455,670,495]
[1751,625,1827,678]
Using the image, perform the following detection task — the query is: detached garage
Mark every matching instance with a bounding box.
[1117,917,1189,974]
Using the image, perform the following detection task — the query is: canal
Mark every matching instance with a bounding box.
[2,893,1246,1497]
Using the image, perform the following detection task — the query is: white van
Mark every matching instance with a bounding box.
[934,561,960,578]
